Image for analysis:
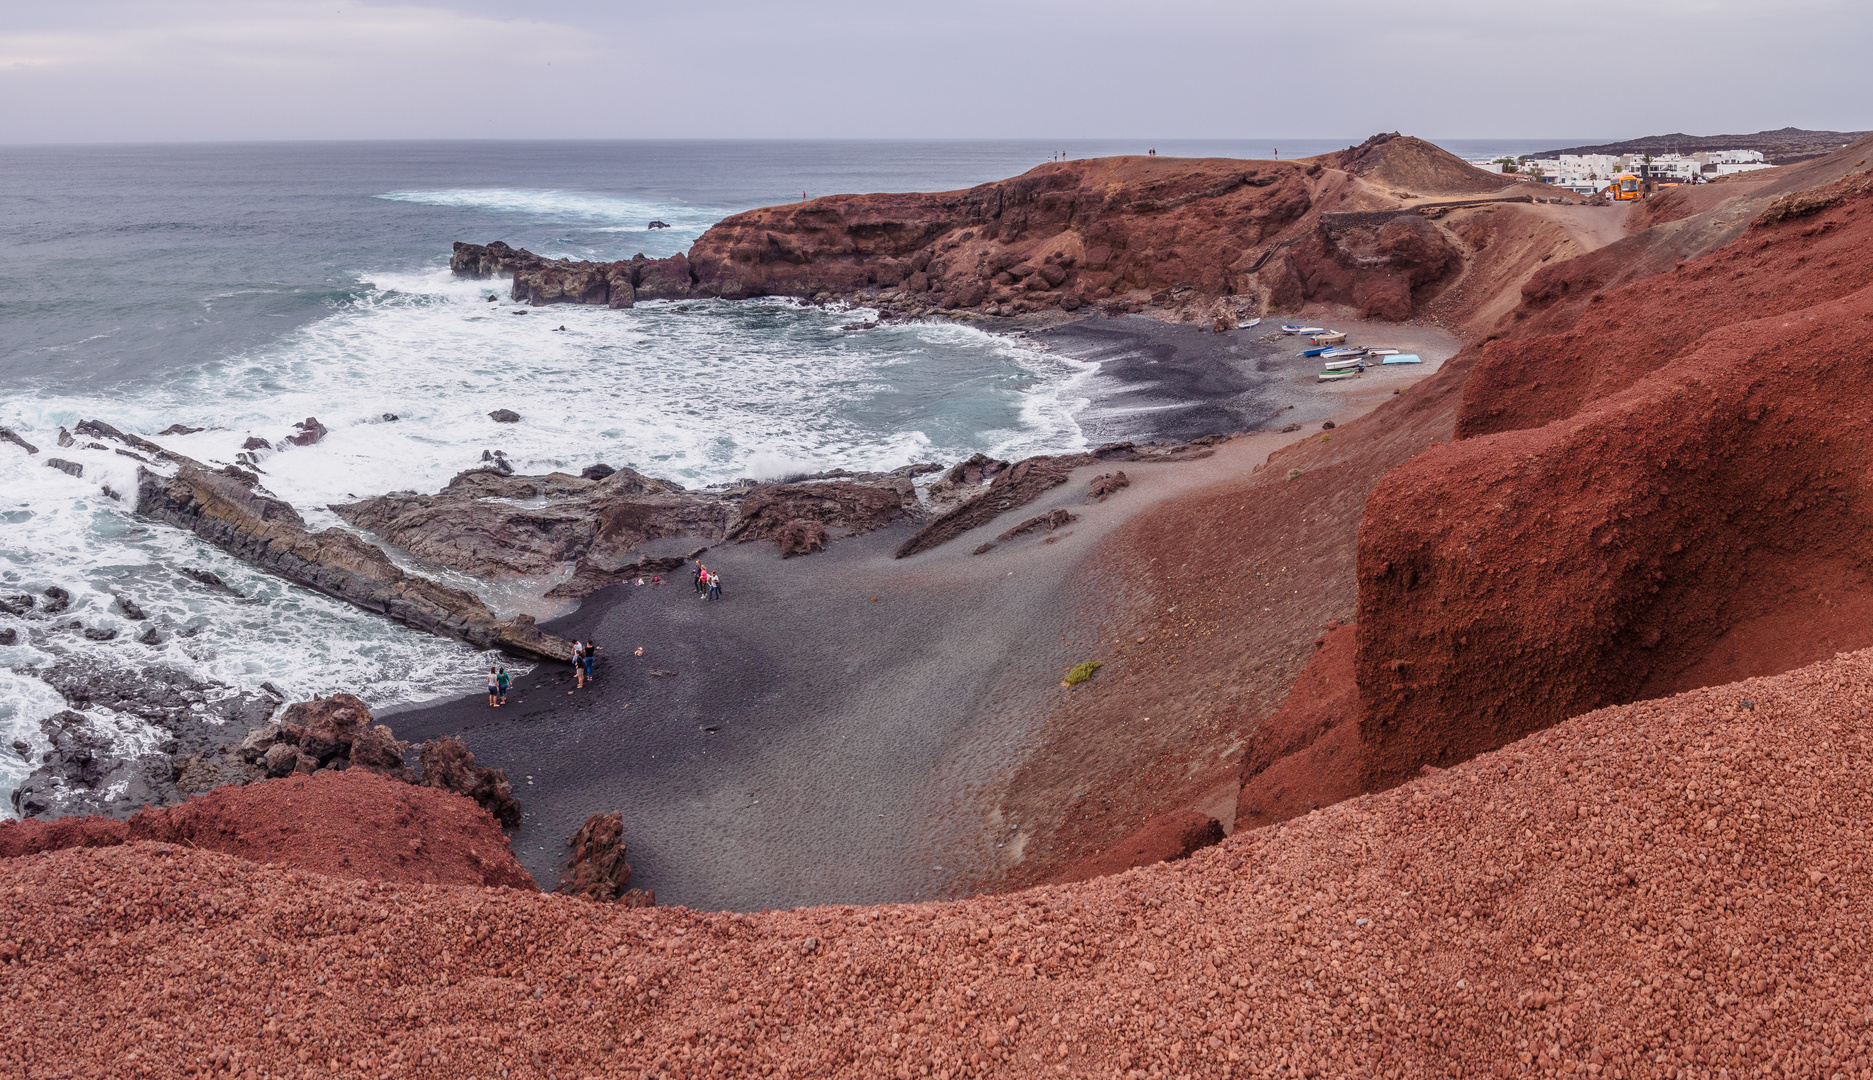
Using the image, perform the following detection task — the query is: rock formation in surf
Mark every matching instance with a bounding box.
[137,464,572,661]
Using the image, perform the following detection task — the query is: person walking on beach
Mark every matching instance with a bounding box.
[707,571,722,602]
[487,666,499,707]
[694,562,708,597]
[496,667,511,706]
[582,641,598,684]
[571,638,586,692]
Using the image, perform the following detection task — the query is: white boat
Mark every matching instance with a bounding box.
[1365,348,1399,357]
[1240,317,1262,329]
[1310,331,1348,346]
[1283,325,1326,335]
[1319,348,1365,360]
[1317,369,1361,382]
[1322,357,1366,370]
[1381,353,1424,365]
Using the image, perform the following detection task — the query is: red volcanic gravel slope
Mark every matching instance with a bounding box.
[0,770,534,890]
[10,648,1873,1079]
[1356,163,1873,789]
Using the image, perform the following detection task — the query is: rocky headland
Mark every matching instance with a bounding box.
[452,134,1593,330]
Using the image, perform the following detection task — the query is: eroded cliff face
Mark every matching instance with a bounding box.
[453,134,1528,324]
[1354,161,1873,788]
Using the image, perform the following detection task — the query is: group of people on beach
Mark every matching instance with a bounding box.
[483,559,721,710]
[570,638,599,691]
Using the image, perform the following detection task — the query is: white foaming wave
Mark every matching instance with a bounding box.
[377,188,721,236]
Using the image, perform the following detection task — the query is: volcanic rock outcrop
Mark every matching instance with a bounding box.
[454,134,1527,324]
[556,811,655,906]
[333,464,926,596]
[10,662,277,820]
[137,464,571,661]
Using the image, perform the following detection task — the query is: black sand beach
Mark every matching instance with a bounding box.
[385,312,1460,909]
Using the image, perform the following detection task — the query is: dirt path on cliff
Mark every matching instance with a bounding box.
[386,316,1458,911]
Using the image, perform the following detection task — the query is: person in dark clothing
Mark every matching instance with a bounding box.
[496,668,511,706]
[582,641,598,683]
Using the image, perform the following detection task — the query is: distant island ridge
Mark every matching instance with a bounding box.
[1529,125,1869,165]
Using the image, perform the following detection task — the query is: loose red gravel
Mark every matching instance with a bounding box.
[8,648,1873,1079]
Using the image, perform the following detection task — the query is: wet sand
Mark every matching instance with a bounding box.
[385,313,1459,910]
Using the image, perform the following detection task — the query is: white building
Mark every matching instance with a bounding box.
[1710,162,1777,176]
[1557,154,1621,179]
[1694,149,1766,167]
[1619,153,1700,181]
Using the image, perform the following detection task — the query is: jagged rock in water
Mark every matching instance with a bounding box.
[10,710,173,819]
[1,426,39,455]
[137,465,571,661]
[285,417,327,447]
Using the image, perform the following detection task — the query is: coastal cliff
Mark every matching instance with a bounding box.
[454,134,1536,324]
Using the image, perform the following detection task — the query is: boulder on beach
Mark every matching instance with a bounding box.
[488,409,521,424]
[556,811,654,906]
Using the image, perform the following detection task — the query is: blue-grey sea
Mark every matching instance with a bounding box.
[0,137,1579,812]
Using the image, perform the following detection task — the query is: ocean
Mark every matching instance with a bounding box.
[0,136,1578,814]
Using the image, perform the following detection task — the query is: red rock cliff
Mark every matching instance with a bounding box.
[1355,160,1873,786]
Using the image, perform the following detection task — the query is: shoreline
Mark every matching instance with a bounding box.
[383,311,1460,908]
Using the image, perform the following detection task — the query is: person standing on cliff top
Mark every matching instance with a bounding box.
[496,668,511,706]
[487,666,499,708]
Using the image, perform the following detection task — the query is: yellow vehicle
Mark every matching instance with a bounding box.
[1605,174,1644,201]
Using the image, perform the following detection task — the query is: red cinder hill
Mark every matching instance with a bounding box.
[8,649,1873,1079]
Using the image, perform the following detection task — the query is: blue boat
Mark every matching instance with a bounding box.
[1381,353,1424,365]
[1301,345,1335,357]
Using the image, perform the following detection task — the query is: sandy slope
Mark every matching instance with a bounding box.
[9,646,1873,1080]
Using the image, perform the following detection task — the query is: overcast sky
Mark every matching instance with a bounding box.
[3,0,1867,144]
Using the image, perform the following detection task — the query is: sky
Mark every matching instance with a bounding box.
[1,0,1868,144]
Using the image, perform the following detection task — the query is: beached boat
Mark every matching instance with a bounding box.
[1310,331,1348,346]
[1381,354,1424,365]
[1301,345,1335,357]
[1240,317,1262,329]
[1283,325,1326,335]
[1322,358,1366,371]
[1317,369,1361,382]
[1319,348,1366,360]
[1365,349,1399,357]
